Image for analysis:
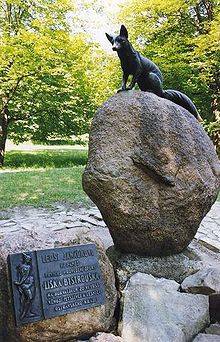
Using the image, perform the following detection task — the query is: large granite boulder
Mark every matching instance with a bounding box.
[0,229,117,342]
[83,90,220,256]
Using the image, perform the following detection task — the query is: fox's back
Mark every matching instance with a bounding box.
[140,55,163,82]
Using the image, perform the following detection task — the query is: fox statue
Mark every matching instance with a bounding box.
[106,25,202,121]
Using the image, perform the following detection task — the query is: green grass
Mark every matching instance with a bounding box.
[0,148,219,210]
[4,149,88,169]
[0,149,90,209]
[0,167,90,209]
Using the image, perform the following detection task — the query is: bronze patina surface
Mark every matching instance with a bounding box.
[8,244,106,326]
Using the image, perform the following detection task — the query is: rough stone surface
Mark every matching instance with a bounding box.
[107,237,220,289]
[205,323,220,335]
[196,202,220,252]
[0,202,219,339]
[119,273,210,342]
[83,90,220,256]
[0,204,114,250]
[128,272,180,290]
[89,332,123,341]
[193,334,220,341]
[181,268,220,294]
[0,230,117,342]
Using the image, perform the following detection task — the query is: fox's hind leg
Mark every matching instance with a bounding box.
[147,72,163,96]
[138,72,163,96]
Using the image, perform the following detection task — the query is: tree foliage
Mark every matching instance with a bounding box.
[118,0,219,121]
[1,0,219,166]
[0,0,115,165]
[5,33,100,142]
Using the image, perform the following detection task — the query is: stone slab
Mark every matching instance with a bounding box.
[119,273,210,342]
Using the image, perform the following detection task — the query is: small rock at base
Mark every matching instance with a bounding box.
[205,323,220,335]
[0,230,117,342]
[89,332,123,341]
[181,268,220,294]
[193,333,220,341]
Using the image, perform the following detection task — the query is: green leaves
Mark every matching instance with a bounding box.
[0,0,112,145]
[118,0,220,122]
[2,0,218,152]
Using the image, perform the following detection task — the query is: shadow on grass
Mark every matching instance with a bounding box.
[4,149,88,169]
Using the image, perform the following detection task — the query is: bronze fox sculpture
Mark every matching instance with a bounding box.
[106,25,202,121]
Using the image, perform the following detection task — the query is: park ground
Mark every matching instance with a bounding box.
[0,141,89,210]
[0,142,220,261]
[0,140,219,211]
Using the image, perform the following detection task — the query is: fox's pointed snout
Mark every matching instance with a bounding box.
[112,42,121,51]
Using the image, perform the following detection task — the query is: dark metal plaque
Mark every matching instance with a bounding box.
[8,244,105,326]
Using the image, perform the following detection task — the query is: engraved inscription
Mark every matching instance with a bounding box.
[62,248,94,260]
[8,244,106,325]
[37,244,105,319]
[41,252,59,263]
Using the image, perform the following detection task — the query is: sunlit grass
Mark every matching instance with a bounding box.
[0,167,90,209]
[0,148,219,209]
[0,149,90,208]
[3,149,88,169]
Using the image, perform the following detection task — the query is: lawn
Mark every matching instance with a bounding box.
[4,149,88,169]
[0,148,219,209]
[0,149,90,209]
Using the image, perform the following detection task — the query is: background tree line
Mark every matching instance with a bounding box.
[0,0,219,166]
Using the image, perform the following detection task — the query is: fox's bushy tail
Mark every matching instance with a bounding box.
[162,90,202,121]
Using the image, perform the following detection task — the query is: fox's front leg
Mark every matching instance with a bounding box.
[117,72,129,93]
[126,69,141,90]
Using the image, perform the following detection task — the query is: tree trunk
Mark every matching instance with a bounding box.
[0,106,9,166]
[210,72,220,157]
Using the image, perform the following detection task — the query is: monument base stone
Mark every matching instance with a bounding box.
[107,237,220,290]
[0,229,117,342]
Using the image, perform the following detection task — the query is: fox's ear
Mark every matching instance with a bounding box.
[105,33,113,44]
[120,25,128,38]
